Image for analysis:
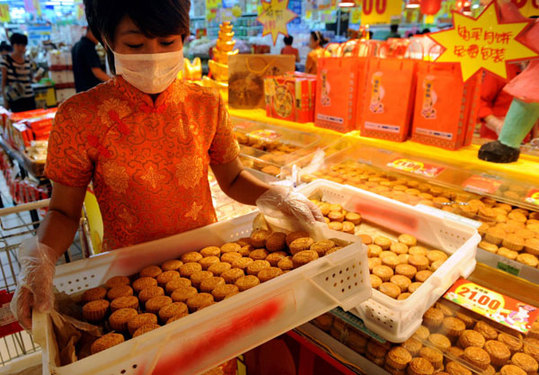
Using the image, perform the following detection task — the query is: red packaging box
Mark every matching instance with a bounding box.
[264,73,316,123]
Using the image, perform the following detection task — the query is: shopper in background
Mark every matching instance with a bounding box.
[11,0,323,334]
[1,33,37,112]
[305,31,329,74]
[72,27,110,92]
[386,24,401,39]
[280,34,300,63]
[0,41,11,56]
[478,64,522,139]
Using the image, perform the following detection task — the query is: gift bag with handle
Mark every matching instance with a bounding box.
[360,57,418,142]
[410,62,481,150]
[314,40,373,133]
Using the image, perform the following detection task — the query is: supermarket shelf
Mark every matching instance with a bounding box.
[229,109,539,185]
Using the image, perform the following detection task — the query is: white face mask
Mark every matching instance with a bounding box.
[112,49,184,94]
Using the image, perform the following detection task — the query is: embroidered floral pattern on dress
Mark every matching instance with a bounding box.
[45,76,239,250]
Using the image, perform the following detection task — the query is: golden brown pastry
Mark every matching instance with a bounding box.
[428,333,451,351]
[373,265,394,282]
[458,329,485,348]
[423,307,445,329]
[419,346,443,369]
[396,264,417,279]
[110,296,139,312]
[474,321,498,340]
[179,262,203,278]
[165,278,192,293]
[139,265,162,278]
[109,307,138,331]
[407,357,434,375]
[186,293,214,312]
[415,270,433,283]
[190,270,214,288]
[212,284,239,301]
[127,313,158,335]
[199,256,220,270]
[463,346,490,370]
[249,249,269,260]
[171,286,198,303]
[199,276,225,293]
[499,365,528,375]
[200,246,221,258]
[257,267,284,282]
[265,232,287,252]
[484,339,511,367]
[220,252,242,264]
[511,352,538,375]
[265,252,288,267]
[90,332,124,354]
[82,287,107,303]
[442,316,466,339]
[402,337,422,356]
[292,250,319,268]
[386,347,412,370]
[391,275,412,292]
[139,286,165,304]
[181,251,203,263]
[235,275,260,291]
[379,282,401,299]
[107,285,134,300]
[105,276,130,289]
[250,230,271,248]
[82,300,110,322]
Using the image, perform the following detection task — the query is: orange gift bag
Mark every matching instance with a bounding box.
[314,40,374,133]
[410,62,481,150]
[360,58,417,142]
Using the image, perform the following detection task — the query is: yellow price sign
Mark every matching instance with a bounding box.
[444,279,539,334]
[257,0,298,45]
[429,2,538,81]
[0,4,10,22]
[361,0,403,24]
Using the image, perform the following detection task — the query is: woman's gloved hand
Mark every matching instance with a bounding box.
[256,185,325,226]
[10,238,56,330]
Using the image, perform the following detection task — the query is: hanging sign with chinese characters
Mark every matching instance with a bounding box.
[257,0,298,45]
[361,0,403,24]
[428,2,538,81]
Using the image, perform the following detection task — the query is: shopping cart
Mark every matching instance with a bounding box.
[0,199,95,373]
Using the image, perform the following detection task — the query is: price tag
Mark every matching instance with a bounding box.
[257,0,298,45]
[387,158,445,178]
[444,278,539,334]
[462,175,502,195]
[525,189,539,206]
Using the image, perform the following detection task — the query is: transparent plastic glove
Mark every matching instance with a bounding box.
[10,238,56,330]
[256,185,325,229]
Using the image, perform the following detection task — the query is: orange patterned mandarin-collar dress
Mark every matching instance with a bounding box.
[45,76,240,251]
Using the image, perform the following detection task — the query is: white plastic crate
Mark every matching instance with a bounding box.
[33,211,370,375]
[297,180,481,343]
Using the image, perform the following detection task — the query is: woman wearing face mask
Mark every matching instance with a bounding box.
[11,0,323,331]
[305,31,329,75]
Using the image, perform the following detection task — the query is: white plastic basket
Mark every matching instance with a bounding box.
[33,211,370,375]
[297,180,481,343]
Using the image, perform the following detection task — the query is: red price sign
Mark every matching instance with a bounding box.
[444,279,539,334]
[387,158,445,178]
[462,175,503,194]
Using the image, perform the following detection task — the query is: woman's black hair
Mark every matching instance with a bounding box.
[83,0,190,73]
[311,31,328,47]
[9,33,28,46]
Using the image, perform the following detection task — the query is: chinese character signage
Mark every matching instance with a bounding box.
[444,278,539,334]
[257,0,298,45]
[387,158,445,178]
[429,2,538,81]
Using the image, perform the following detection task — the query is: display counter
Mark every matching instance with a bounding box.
[229,109,539,186]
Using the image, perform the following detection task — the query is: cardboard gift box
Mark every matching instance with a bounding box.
[264,73,317,123]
